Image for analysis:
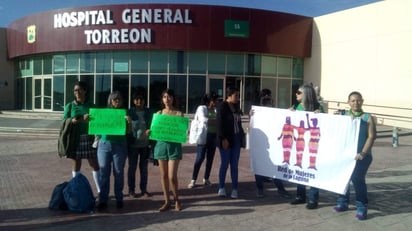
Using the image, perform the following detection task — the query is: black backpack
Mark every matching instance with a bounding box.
[48,181,69,210]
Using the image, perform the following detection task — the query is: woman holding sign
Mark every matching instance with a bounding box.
[333,91,376,220]
[290,84,324,210]
[62,81,100,197]
[152,89,184,212]
[96,91,130,211]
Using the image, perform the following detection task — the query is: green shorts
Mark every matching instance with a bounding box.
[154,141,182,160]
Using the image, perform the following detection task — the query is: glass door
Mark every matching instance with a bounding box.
[33,77,52,111]
[207,76,225,102]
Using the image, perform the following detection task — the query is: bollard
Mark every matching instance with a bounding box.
[392,127,399,148]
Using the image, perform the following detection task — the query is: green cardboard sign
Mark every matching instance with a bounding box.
[88,108,126,135]
[149,114,189,143]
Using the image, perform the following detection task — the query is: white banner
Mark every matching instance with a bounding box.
[249,106,360,194]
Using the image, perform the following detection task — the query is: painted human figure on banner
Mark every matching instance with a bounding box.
[293,120,308,168]
[277,116,295,164]
[306,114,321,170]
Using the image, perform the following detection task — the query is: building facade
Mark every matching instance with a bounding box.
[5,4,313,114]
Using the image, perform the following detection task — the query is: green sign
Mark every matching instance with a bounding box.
[88,108,127,135]
[149,114,189,143]
[224,20,249,38]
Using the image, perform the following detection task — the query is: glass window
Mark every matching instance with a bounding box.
[19,59,33,77]
[261,78,277,107]
[65,75,79,105]
[131,51,148,73]
[244,77,260,114]
[44,55,53,75]
[227,53,244,75]
[17,78,23,109]
[277,78,292,109]
[208,52,225,74]
[188,51,206,74]
[149,75,167,111]
[169,75,187,113]
[66,54,79,74]
[169,51,186,73]
[292,58,304,79]
[278,57,292,77]
[80,52,95,73]
[34,79,42,109]
[33,57,42,75]
[25,77,33,110]
[188,75,206,113]
[113,75,130,108]
[95,75,112,107]
[113,52,129,73]
[150,51,168,73]
[96,52,112,73]
[131,74,149,103]
[79,75,95,104]
[246,54,261,76]
[261,55,276,76]
[44,78,52,110]
[53,55,65,74]
[53,76,65,111]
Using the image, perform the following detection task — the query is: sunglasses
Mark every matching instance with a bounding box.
[296,90,302,95]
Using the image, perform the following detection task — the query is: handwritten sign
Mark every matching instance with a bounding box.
[88,108,126,135]
[149,114,189,143]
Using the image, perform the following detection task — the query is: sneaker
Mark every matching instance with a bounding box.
[187,180,196,189]
[129,192,138,198]
[306,201,318,210]
[256,189,264,198]
[356,213,367,220]
[218,188,226,197]
[333,205,348,212]
[290,197,306,205]
[140,191,153,197]
[231,189,238,199]
[203,179,212,186]
[277,189,292,199]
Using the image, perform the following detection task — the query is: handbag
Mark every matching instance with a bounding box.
[188,114,207,145]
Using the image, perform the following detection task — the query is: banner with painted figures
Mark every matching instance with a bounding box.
[249,106,361,195]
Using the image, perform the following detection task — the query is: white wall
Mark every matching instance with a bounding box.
[305,0,412,128]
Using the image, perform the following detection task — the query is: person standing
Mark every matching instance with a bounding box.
[152,89,184,212]
[333,91,376,220]
[252,89,292,199]
[216,86,245,199]
[62,81,100,196]
[96,91,130,211]
[289,84,324,209]
[187,93,219,188]
[127,93,153,198]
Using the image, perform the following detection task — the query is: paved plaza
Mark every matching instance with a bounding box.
[0,113,411,231]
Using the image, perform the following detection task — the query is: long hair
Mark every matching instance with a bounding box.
[300,84,319,112]
[201,92,219,106]
[160,88,177,109]
[107,91,123,107]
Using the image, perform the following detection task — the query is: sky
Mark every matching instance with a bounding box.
[0,0,381,27]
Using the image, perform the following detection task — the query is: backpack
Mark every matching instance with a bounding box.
[63,173,95,213]
[48,181,69,210]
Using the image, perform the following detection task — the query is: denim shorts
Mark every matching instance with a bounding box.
[154,141,182,160]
